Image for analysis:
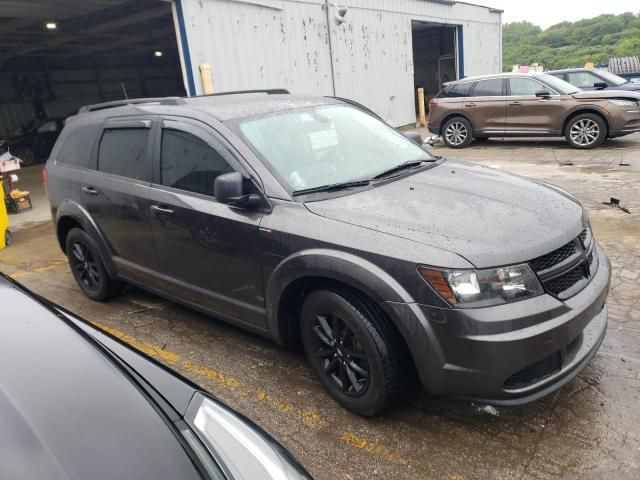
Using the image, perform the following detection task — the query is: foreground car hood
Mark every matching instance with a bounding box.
[305,160,584,268]
[572,89,640,99]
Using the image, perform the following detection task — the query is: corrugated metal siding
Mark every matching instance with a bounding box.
[177,0,501,126]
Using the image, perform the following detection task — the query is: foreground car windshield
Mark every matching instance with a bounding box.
[538,73,582,95]
[235,105,433,192]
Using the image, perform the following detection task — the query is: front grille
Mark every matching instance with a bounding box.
[504,352,562,390]
[529,228,595,299]
[530,241,577,272]
[544,265,588,297]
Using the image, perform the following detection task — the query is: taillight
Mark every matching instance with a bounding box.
[429,98,438,112]
[42,166,48,184]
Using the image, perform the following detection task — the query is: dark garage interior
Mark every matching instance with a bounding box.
[411,21,458,108]
[0,0,184,161]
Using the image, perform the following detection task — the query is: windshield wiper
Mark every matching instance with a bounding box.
[292,180,371,196]
[371,159,434,181]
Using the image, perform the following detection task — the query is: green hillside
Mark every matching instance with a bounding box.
[503,13,640,71]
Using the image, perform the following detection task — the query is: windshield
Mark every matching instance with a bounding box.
[597,70,627,86]
[538,73,582,94]
[235,105,432,193]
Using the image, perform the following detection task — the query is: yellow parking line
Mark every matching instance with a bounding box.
[91,320,408,465]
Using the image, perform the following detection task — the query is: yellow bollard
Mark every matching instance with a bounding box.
[199,63,214,95]
[0,176,9,249]
[417,88,427,127]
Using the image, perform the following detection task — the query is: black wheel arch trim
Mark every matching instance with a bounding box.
[55,199,117,277]
[265,249,446,380]
[561,106,610,135]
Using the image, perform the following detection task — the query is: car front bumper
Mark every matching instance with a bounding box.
[384,243,611,405]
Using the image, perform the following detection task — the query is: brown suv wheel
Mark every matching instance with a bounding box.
[565,113,607,149]
[442,117,473,148]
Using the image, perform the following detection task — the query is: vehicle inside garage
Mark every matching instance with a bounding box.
[0,0,184,164]
[411,21,459,109]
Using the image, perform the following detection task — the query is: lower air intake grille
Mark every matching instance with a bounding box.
[504,352,562,390]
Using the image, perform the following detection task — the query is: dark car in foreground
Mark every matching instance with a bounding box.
[547,67,640,92]
[46,91,611,416]
[0,117,64,166]
[0,273,311,480]
[428,72,640,148]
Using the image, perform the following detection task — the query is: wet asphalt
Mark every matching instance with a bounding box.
[1,134,639,479]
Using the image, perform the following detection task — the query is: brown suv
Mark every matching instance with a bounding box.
[428,72,640,149]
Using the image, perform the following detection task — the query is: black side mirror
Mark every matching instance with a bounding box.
[213,172,261,209]
[404,132,424,146]
[594,82,608,90]
[535,89,551,98]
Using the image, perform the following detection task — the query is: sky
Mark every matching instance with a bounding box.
[479,0,640,28]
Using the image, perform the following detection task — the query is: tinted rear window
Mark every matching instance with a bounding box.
[472,79,504,97]
[56,124,99,167]
[98,128,149,180]
[437,82,473,98]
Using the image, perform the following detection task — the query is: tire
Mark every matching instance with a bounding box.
[300,289,401,416]
[442,116,473,148]
[565,113,606,149]
[4,230,11,246]
[12,145,36,167]
[65,228,123,301]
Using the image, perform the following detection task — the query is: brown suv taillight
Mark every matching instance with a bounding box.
[429,98,438,113]
[42,166,48,184]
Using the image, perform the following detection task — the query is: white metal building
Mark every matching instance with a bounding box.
[0,0,501,138]
[173,0,503,126]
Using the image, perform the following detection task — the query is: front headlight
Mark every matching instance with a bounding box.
[609,99,638,107]
[419,263,544,308]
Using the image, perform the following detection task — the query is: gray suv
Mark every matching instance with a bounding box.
[45,92,611,416]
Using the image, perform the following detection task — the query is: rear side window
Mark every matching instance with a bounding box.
[56,124,99,167]
[472,79,504,97]
[160,129,234,196]
[98,128,149,180]
[437,83,473,98]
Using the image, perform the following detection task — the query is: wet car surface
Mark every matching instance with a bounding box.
[1,133,639,479]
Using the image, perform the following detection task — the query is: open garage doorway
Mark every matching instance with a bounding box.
[0,0,184,164]
[411,21,461,117]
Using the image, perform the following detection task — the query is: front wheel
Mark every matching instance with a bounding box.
[442,117,473,148]
[565,114,606,149]
[300,289,401,416]
[66,228,123,301]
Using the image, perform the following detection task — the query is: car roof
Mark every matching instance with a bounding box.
[68,93,343,124]
[0,275,202,480]
[545,68,598,74]
[444,72,548,86]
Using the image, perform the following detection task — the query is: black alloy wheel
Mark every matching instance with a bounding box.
[310,312,370,397]
[69,240,101,292]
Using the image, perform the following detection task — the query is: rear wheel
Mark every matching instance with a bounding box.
[4,230,12,246]
[565,113,606,149]
[442,117,473,148]
[300,289,401,416]
[66,228,123,301]
[11,145,36,166]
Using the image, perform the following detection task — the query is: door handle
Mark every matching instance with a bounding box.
[464,103,477,107]
[81,186,99,195]
[150,205,174,215]
[509,102,522,107]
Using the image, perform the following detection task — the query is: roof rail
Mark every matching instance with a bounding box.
[193,89,290,98]
[78,97,186,114]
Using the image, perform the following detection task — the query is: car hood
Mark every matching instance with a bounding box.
[304,160,584,268]
[572,89,640,99]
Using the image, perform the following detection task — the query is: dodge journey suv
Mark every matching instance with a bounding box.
[46,91,611,416]
[428,72,640,149]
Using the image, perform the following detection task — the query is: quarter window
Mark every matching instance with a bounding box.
[160,129,234,196]
[98,128,149,180]
[57,124,99,167]
[566,71,600,89]
[472,79,504,97]
[509,78,545,96]
[439,83,473,98]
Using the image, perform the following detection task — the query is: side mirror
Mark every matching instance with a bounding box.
[594,82,608,90]
[535,90,551,98]
[213,172,261,209]
[404,132,424,146]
